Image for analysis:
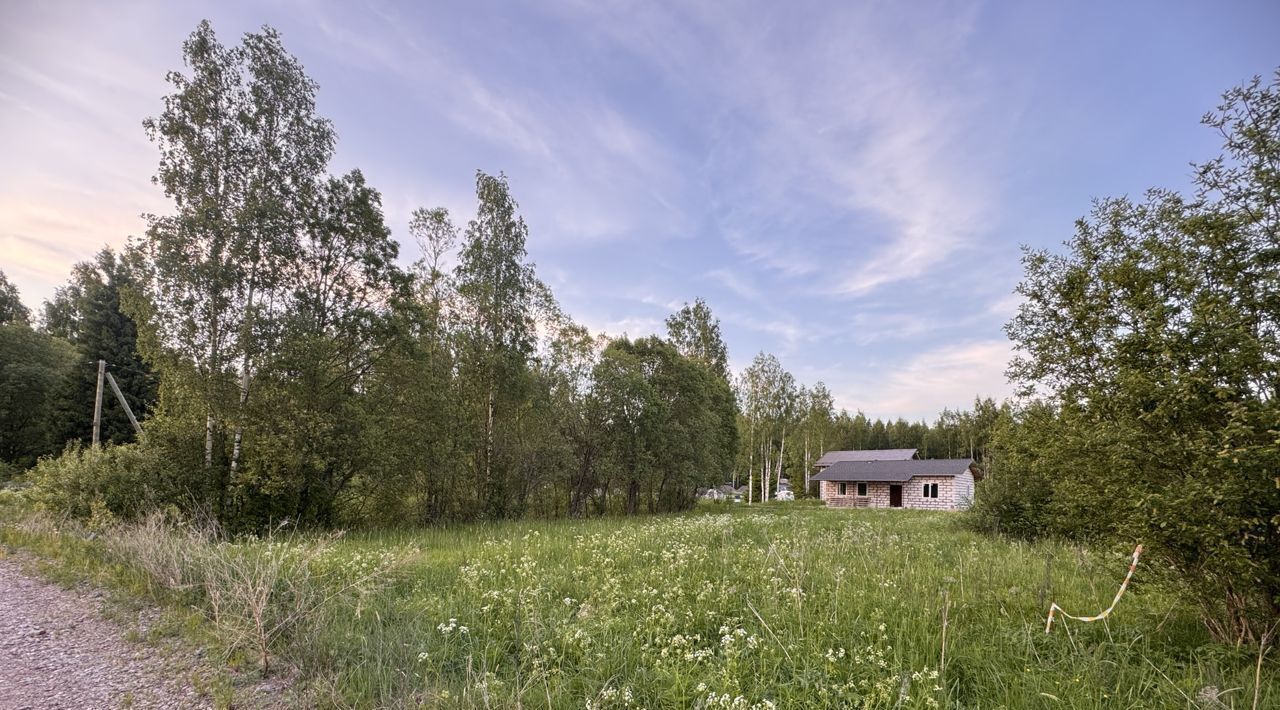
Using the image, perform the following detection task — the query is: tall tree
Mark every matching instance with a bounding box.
[242,169,408,525]
[543,322,605,517]
[739,352,796,502]
[0,324,76,470]
[138,20,335,516]
[800,382,834,495]
[998,70,1280,644]
[596,336,731,514]
[665,298,729,381]
[455,171,539,517]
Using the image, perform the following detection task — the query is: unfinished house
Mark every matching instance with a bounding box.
[813,455,976,511]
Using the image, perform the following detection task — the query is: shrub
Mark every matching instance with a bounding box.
[24,442,180,521]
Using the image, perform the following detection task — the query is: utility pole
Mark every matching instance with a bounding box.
[92,359,105,447]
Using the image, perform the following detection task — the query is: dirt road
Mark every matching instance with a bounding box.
[0,557,211,709]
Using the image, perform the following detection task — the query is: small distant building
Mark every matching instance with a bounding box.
[813,457,976,511]
[700,483,741,502]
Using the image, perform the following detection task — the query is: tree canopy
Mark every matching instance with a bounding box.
[976,69,1280,645]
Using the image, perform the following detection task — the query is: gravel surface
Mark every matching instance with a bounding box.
[0,557,212,709]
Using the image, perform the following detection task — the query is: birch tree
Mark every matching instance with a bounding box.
[665,298,729,382]
[455,171,538,516]
[139,20,334,515]
[740,352,795,502]
[801,382,834,495]
[0,271,29,326]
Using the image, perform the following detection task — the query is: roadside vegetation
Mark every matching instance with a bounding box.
[2,501,1272,708]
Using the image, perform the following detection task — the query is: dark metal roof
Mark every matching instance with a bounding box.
[814,448,917,467]
[811,458,974,482]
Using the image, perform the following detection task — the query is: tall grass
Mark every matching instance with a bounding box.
[103,513,401,675]
[1,501,1274,708]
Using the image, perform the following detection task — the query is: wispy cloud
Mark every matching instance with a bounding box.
[0,3,168,305]
[565,0,1004,297]
[9,0,1249,424]
[822,339,1014,420]
[304,2,694,248]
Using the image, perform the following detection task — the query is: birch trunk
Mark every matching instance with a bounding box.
[205,414,215,467]
[227,278,257,482]
[759,440,765,503]
[774,430,787,497]
[228,361,249,480]
[485,383,495,503]
[762,438,771,502]
[803,433,810,496]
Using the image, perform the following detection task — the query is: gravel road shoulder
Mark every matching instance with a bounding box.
[0,555,224,709]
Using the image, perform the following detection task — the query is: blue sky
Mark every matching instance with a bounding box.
[2,0,1277,420]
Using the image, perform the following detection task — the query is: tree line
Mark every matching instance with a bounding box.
[0,254,155,476]
[4,17,1273,651]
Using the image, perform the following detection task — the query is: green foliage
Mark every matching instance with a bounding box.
[0,270,30,325]
[42,248,157,447]
[991,70,1280,644]
[12,18,1010,540]
[665,297,730,382]
[138,19,339,519]
[595,336,737,514]
[24,442,182,520]
[455,171,542,518]
[965,402,1061,539]
[0,322,78,468]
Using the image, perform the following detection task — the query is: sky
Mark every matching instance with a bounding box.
[2,0,1277,421]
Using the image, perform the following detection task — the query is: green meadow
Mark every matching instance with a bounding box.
[1,502,1272,708]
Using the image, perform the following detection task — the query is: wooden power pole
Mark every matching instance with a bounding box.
[92,359,105,447]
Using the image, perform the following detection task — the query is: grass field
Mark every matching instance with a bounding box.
[1,501,1274,708]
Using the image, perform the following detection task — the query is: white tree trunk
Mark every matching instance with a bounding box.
[775,430,787,499]
[762,439,771,502]
[486,386,495,473]
[803,433,810,495]
[228,277,257,481]
[228,349,251,480]
[204,414,215,468]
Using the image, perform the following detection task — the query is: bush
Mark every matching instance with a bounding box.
[24,442,181,521]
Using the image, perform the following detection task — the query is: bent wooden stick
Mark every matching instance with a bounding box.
[1045,544,1143,634]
